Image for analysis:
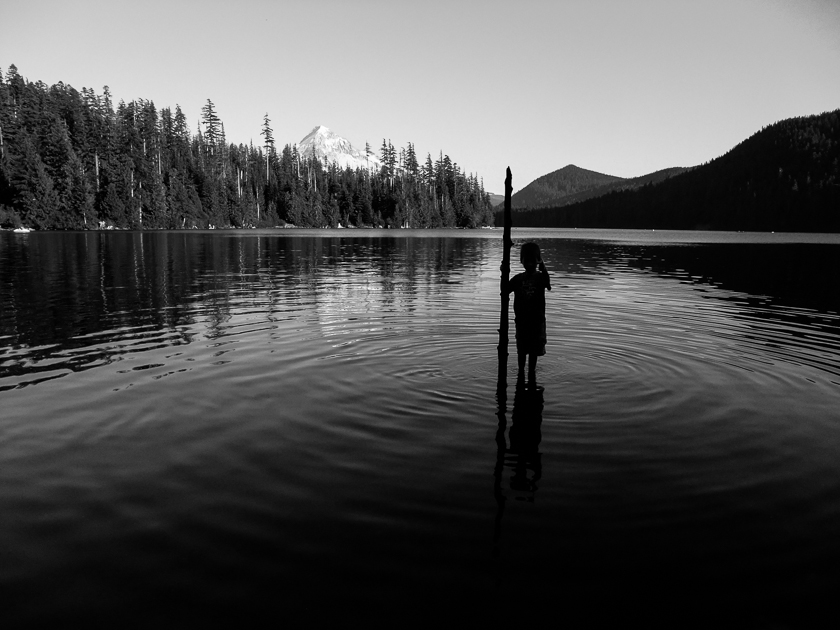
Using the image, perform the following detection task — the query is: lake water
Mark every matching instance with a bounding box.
[2,228,839,625]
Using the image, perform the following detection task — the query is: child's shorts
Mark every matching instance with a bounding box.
[515,319,546,356]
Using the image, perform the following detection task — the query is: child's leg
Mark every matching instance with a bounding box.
[517,352,526,379]
[528,353,538,383]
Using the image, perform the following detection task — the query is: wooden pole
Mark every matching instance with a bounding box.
[497,167,513,393]
[493,167,514,556]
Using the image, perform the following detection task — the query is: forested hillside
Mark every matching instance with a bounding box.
[503,165,690,211]
[508,164,624,208]
[503,110,840,232]
[0,66,494,230]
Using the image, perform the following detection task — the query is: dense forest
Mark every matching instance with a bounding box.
[0,66,494,230]
[500,110,840,232]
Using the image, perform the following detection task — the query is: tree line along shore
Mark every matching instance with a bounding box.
[0,66,495,231]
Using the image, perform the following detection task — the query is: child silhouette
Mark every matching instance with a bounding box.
[507,242,551,386]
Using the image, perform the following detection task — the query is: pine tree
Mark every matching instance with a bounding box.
[261,113,274,180]
[64,149,96,228]
[13,135,60,228]
[101,85,113,120]
[423,154,434,189]
[201,99,220,154]
[405,142,418,175]
[380,139,390,177]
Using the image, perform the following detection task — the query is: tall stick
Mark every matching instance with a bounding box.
[497,167,513,391]
[494,166,513,553]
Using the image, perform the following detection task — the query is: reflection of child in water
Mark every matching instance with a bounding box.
[507,242,551,386]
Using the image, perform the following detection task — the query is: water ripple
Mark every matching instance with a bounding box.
[2,231,840,623]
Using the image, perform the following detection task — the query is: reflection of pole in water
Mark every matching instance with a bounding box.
[492,383,545,564]
[507,385,543,500]
[492,386,507,559]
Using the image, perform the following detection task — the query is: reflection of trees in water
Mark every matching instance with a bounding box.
[0,232,492,384]
[534,239,840,315]
[5,234,837,372]
[293,236,491,323]
[625,243,840,315]
[534,239,840,358]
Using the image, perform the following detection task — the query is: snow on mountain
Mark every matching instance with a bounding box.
[297,125,381,171]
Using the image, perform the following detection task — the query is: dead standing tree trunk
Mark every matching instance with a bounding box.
[497,167,513,394]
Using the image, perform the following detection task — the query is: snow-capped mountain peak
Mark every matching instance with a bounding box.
[297,126,380,171]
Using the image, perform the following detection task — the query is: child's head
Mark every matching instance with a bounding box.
[520,242,541,270]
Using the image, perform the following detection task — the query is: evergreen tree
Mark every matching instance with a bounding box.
[405,142,418,175]
[12,135,60,228]
[201,99,220,143]
[261,113,274,180]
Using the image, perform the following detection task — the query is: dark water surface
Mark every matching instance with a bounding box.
[2,229,839,625]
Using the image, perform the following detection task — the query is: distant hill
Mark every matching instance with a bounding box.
[540,166,690,208]
[507,165,624,208]
[488,192,506,206]
[503,164,690,210]
[498,109,840,232]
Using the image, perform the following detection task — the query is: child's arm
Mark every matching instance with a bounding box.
[539,258,551,291]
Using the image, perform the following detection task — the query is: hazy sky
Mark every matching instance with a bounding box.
[2,0,839,193]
